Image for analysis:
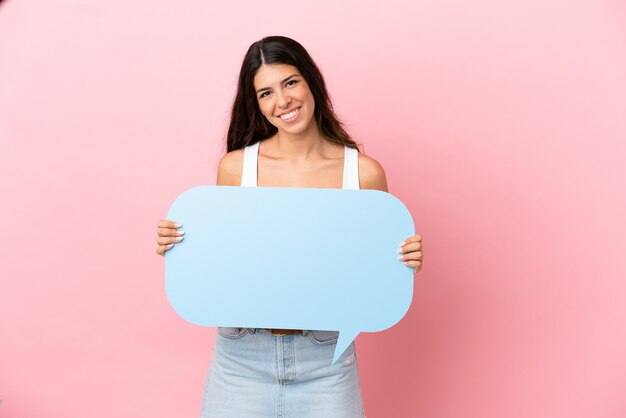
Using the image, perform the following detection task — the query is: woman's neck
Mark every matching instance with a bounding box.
[273,124,328,162]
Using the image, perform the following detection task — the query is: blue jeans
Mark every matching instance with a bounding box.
[200,328,365,417]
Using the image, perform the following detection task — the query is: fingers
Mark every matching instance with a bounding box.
[398,234,423,274]
[156,219,184,256]
[157,219,181,229]
[404,260,423,273]
[156,235,184,245]
[398,251,422,262]
[156,219,184,237]
[156,244,174,256]
[399,241,421,253]
[397,250,422,273]
[400,234,422,247]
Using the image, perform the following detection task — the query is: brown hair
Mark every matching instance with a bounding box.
[226,36,359,153]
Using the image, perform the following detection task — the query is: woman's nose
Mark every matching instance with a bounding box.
[276,91,292,109]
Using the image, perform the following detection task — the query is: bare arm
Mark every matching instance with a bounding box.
[358,153,389,192]
[216,149,244,186]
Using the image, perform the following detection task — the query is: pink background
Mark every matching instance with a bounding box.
[1,0,625,417]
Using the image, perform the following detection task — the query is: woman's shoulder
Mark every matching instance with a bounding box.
[358,152,388,192]
[217,148,244,186]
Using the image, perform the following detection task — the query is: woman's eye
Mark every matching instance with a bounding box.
[286,80,298,87]
[259,91,270,98]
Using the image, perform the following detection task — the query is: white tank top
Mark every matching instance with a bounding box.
[240,141,360,189]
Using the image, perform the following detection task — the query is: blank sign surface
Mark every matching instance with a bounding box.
[165,186,414,363]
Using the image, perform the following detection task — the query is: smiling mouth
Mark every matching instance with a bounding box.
[278,107,300,121]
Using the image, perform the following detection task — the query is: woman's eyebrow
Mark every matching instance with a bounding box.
[256,74,300,93]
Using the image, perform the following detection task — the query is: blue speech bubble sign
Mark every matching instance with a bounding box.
[165,186,414,364]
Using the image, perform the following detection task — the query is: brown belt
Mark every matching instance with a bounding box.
[264,328,304,336]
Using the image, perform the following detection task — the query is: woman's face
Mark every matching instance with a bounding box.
[253,63,316,136]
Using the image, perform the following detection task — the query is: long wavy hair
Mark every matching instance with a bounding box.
[226,36,359,153]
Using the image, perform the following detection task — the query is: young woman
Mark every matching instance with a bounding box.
[156,36,423,418]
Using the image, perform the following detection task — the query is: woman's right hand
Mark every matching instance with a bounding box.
[156,219,184,256]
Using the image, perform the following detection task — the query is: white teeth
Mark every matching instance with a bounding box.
[279,108,299,120]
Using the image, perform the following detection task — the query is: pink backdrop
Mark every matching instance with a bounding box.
[1,0,625,417]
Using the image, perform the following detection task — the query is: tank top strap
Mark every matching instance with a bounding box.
[241,142,359,189]
[342,145,360,190]
[240,141,260,187]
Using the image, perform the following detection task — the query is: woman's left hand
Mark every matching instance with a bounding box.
[398,234,423,274]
